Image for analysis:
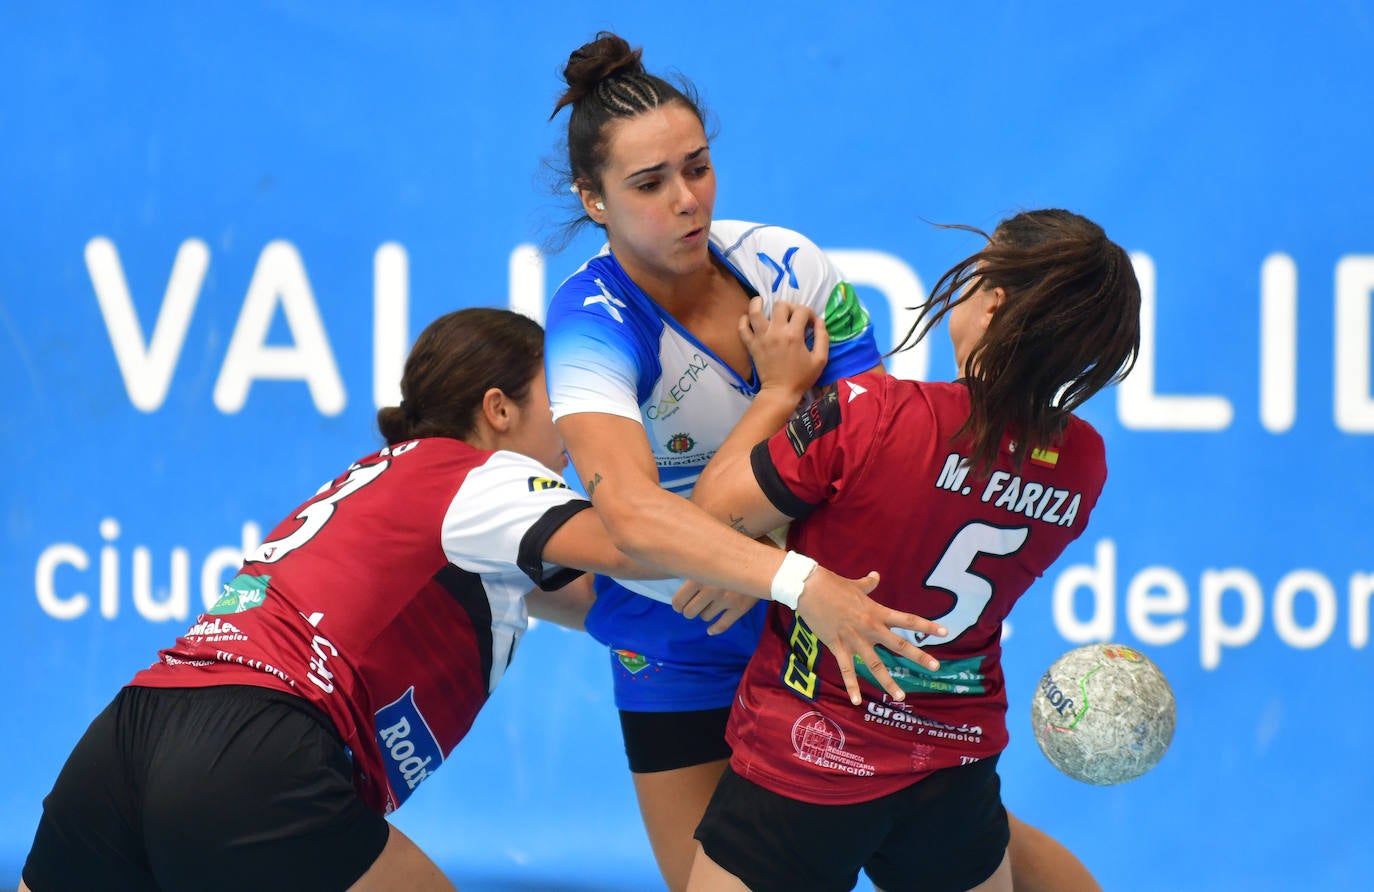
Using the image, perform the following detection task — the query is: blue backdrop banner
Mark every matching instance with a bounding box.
[2,3,1370,890]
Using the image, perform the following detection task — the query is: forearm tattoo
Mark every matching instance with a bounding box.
[585,472,604,500]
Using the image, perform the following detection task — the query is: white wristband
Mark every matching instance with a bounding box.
[771,550,818,610]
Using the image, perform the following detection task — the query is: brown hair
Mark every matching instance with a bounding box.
[893,208,1141,475]
[550,31,708,198]
[376,308,544,445]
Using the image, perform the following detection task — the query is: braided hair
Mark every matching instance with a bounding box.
[550,31,708,198]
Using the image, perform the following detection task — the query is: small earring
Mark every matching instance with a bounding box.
[595,201,605,211]
[569,183,579,195]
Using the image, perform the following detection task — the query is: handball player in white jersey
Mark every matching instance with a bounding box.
[544,31,1110,892]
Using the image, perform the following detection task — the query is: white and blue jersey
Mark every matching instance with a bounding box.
[545,220,881,711]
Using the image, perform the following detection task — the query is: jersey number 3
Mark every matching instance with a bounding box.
[249,458,394,563]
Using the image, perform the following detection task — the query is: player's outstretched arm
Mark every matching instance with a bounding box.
[555,411,788,590]
[690,442,947,704]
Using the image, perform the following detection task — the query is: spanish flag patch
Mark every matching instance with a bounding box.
[1029,447,1060,468]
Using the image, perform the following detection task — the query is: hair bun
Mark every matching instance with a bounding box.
[555,31,645,114]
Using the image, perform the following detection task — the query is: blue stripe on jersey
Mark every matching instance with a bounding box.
[823,329,883,383]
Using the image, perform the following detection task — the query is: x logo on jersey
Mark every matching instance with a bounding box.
[758,247,800,292]
[584,278,628,323]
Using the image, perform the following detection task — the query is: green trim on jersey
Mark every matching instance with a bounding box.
[824,281,871,343]
[855,652,988,695]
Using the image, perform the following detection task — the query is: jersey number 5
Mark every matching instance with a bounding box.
[912,521,1029,647]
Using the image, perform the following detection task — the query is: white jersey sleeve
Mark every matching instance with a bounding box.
[714,221,879,384]
[544,268,648,425]
[441,450,592,589]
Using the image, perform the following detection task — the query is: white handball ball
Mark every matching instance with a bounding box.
[1031,643,1176,785]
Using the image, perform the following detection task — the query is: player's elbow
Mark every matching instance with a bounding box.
[601,548,662,579]
[600,520,661,563]
[593,492,666,557]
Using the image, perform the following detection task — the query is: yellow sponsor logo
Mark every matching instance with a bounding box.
[782,617,821,700]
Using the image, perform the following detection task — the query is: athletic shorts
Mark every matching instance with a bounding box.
[22,684,390,892]
[619,706,733,773]
[695,757,1010,892]
[586,581,768,713]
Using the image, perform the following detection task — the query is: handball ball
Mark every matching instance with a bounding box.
[1031,643,1176,785]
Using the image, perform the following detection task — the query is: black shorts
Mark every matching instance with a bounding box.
[695,757,1010,892]
[22,684,390,892]
[619,706,733,773]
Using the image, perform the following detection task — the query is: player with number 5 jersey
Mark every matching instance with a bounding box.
[687,209,1143,892]
[717,374,1106,803]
